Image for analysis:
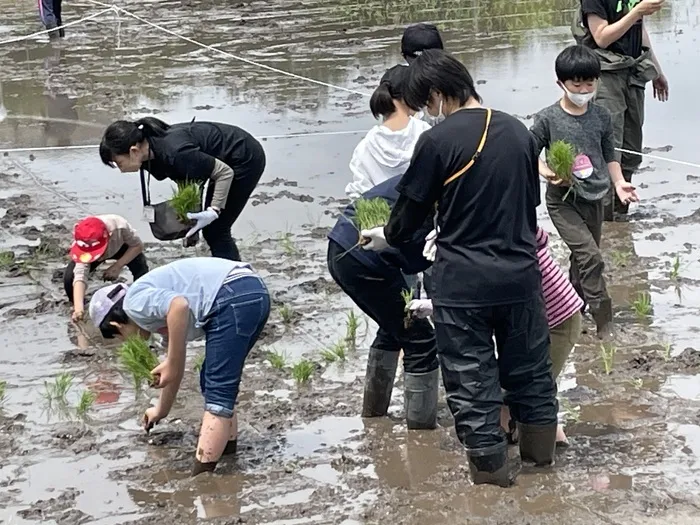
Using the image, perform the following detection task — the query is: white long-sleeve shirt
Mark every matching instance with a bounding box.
[345,117,430,199]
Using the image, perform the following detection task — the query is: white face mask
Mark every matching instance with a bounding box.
[422,98,445,126]
[563,87,596,107]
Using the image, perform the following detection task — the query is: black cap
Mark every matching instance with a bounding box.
[401,23,444,60]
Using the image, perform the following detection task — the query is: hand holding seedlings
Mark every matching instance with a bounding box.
[407,298,433,319]
[360,226,388,251]
[170,181,202,223]
[143,405,166,433]
[150,359,178,389]
[546,140,579,200]
[185,208,219,238]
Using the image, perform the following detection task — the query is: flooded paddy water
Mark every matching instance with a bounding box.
[1,0,700,523]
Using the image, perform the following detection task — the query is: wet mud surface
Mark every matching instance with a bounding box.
[2,0,700,523]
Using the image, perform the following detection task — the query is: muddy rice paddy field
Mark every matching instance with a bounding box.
[2,0,700,523]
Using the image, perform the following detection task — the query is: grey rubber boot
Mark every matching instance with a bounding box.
[518,422,557,466]
[404,368,439,430]
[361,348,399,418]
[466,440,515,487]
[590,298,615,341]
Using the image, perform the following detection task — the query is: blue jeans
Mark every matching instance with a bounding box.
[200,274,270,418]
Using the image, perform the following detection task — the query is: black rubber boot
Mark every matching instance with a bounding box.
[46,23,60,40]
[466,441,515,487]
[222,439,237,456]
[518,422,557,466]
[361,348,399,417]
[404,368,438,430]
[590,298,615,341]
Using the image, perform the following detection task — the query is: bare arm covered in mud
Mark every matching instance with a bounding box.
[152,296,189,416]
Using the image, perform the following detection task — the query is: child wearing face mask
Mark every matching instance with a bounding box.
[530,45,640,340]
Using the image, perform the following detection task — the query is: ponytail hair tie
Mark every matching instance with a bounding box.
[137,124,144,130]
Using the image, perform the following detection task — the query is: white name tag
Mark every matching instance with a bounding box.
[143,205,155,223]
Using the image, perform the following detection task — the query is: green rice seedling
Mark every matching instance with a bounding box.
[627,378,643,389]
[44,372,74,405]
[661,341,672,362]
[279,233,301,256]
[278,304,295,325]
[345,311,359,350]
[329,341,347,362]
[0,251,15,270]
[546,140,578,201]
[600,343,616,375]
[291,359,315,385]
[169,181,201,223]
[611,249,631,268]
[76,390,96,418]
[401,289,414,329]
[193,353,205,373]
[559,398,581,424]
[320,348,338,364]
[267,349,288,370]
[0,380,6,405]
[354,197,392,232]
[118,335,160,388]
[632,292,652,318]
[670,255,681,280]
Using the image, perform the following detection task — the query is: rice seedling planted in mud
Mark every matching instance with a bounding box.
[600,343,616,375]
[169,181,201,223]
[278,303,295,325]
[321,341,347,364]
[611,249,631,268]
[670,255,681,280]
[291,359,315,385]
[279,233,301,256]
[267,349,288,370]
[632,291,652,318]
[76,390,96,417]
[559,398,580,424]
[118,336,160,388]
[627,378,644,389]
[0,251,15,270]
[0,380,7,405]
[345,311,359,349]
[43,372,73,405]
[661,341,672,362]
[546,140,578,200]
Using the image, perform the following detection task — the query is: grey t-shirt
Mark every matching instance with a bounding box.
[530,101,616,201]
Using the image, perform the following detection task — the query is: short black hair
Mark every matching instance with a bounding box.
[98,292,130,339]
[555,45,601,83]
[401,23,444,61]
[369,65,410,119]
[404,49,481,111]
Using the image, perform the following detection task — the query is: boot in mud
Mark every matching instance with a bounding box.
[518,422,557,466]
[590,298,615,341]
[467,441,515,487]
[46,23,60,40]
[404,368,439,430]
[361,348,399,418]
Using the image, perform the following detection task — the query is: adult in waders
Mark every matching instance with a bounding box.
[328,176,439,429]
[89,258,270,476]
[361,50,558,487]
[100,118,266,261]
[573,0,668,220]
[39,0,64,39]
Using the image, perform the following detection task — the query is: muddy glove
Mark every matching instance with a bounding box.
[407,299,433,319]
[186,208,219,238]
[360,227,388,251]
[423,229,438,261]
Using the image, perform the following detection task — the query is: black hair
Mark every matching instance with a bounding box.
[403,49,482,111]
[99,117,171,167]
[97,285,130,339]
[401,23,444,61]
[369,65,410,119]
[555,45,601,83]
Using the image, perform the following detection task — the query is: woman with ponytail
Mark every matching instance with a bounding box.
[99,117,266,261]
[345,65,430,199]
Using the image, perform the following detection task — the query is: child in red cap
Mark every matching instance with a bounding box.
[67,214,148,322]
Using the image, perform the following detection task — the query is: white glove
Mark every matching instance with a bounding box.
[423,228,438,262]
[186,208,218,238]
[360,227,388,251]
[407,299,433,319]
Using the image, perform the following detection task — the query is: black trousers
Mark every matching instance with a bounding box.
[63,245,149,302]
[327,241,438,374]
[203,150,266,261]
[433,293,558,450]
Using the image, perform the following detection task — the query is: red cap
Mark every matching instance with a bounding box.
[70,217,109,264]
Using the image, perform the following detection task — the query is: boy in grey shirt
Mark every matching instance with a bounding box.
[530,45,639,340]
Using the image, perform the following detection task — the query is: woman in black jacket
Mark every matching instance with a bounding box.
[100,117,266,261]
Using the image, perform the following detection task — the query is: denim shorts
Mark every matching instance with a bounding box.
[200,273,270,418]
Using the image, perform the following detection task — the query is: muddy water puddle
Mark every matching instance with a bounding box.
[2,0,700,523]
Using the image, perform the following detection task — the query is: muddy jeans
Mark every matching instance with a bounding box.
[549,312,582,381]
[546,184,609,312]
[63,245,149,302]
[595,68,645,217]
[432,293,558,450]
[326,240,439,374]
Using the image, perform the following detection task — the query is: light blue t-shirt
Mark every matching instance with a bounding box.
[124,257,252,341]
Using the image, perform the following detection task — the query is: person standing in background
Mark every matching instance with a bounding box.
[575,0,668,220]
[39,0,64,39]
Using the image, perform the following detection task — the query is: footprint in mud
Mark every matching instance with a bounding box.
[17,488,91,525]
